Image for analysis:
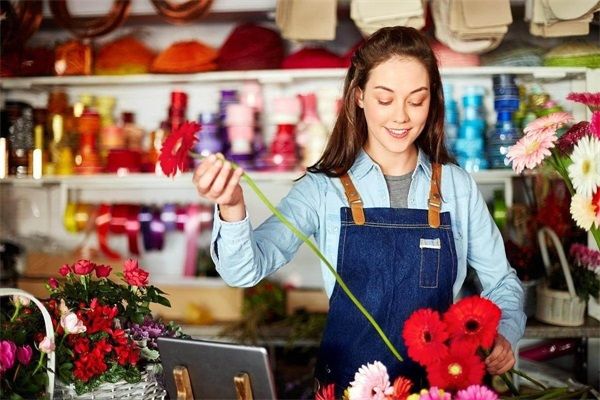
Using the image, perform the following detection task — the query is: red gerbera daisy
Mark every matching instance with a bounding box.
[567,91,600,111]
[390,376,413,400]
[315,382,335,400]
[158,121,200,177]
[402,308,449,367]
[444,296,501,351]
[556,121,590,154]
[426,342,485,391]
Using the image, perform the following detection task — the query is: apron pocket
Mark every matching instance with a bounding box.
[419,238,440,288]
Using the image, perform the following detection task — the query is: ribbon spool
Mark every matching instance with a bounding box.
[150,0,213,24]
[49,0,131,39]
[95,203,121,259]
[0,0,43,49]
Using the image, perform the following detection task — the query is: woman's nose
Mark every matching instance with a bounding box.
[393,105,409,124]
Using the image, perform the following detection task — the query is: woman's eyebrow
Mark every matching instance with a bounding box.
[374,86,429,94]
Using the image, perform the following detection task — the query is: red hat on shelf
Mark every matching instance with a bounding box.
[217,24,284,71]
[282,48,346,69]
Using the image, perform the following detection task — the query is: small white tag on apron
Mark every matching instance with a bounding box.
[419,238,441,249]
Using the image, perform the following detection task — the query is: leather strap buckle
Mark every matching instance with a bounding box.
[340,173,366,226]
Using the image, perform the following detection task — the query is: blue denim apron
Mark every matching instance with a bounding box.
[314,164,457,391]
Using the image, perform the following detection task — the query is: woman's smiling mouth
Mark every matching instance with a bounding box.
[385,127,410,138]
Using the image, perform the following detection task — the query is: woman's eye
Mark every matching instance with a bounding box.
[378,100,392,105]
[409,102,423,107]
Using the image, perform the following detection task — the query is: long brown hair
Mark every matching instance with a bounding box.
[308,26,453,177]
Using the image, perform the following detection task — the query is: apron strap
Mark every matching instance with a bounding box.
[339,173,365,225]
[428,162,442,228]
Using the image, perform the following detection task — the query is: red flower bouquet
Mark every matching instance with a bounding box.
[45,258,185,395]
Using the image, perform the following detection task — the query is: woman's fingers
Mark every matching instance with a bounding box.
[193,155,245,206]
[210,161,232,197]
[195,158,223,196]
[216,167,244,204]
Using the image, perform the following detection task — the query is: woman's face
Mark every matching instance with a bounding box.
[357,56,431,165]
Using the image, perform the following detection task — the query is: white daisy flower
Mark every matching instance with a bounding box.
[568,136,600,198]
[570,193,598,231]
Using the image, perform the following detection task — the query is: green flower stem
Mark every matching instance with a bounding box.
[10,302,21,322]
[510,368,546,390]
[499,371,519,396]
[31,352,46,377]
[12,363,20,381]
[80,275,88,299]
[547,152,574,195]
[241,172,403,362]
[191,152,402,362]
[590,227,600,250]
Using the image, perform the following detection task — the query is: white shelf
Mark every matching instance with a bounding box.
[0,169,518,189]
[0,170,306,189]
[1,67,589,90]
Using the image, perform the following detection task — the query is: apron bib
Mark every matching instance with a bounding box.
[315,163,458,391]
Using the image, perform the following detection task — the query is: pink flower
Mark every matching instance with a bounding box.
[73,259,95,275]
[591,111,600,137]
[348,361,394,400]
[570,243,600,271]
[455,385,499,400]
[12,295,30,307]
[523,112,573,138]
[61,312,87,335]
[507,131,557,174]
[38,336,55,354]
[0,340,17,373]
[123,259,149,287]
[59,263,71,276]
[567,92,600,111]
[16,345,33,366]
[48,277,59,289]
[95,264,113,278]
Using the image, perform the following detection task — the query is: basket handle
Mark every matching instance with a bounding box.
[537,227,577,299]
[0,288,55,400]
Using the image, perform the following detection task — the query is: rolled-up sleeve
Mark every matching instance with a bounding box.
[210,173,321,287]
[466,175,527,350]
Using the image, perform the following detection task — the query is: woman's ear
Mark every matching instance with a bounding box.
[355,88,364,109]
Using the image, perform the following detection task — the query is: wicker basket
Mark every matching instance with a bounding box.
[0,288,56,400]
[54,364,166,400]
[535,227,586,327]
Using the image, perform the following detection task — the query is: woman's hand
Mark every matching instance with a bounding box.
[485,334,515,375]
[192,154,246,221]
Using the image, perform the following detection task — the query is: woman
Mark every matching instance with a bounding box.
[193,26,525,390]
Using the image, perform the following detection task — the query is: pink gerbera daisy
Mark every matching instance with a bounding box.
[567,92,600,111]
[348,361,394,400]
[455,385,499,400]
[507,131,557,174]
[523,112,573,138]
[591,111,600,137]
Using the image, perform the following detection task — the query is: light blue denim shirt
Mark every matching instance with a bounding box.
[211,149,526,349]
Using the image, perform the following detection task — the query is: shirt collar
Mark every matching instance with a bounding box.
[350,147,433,180]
